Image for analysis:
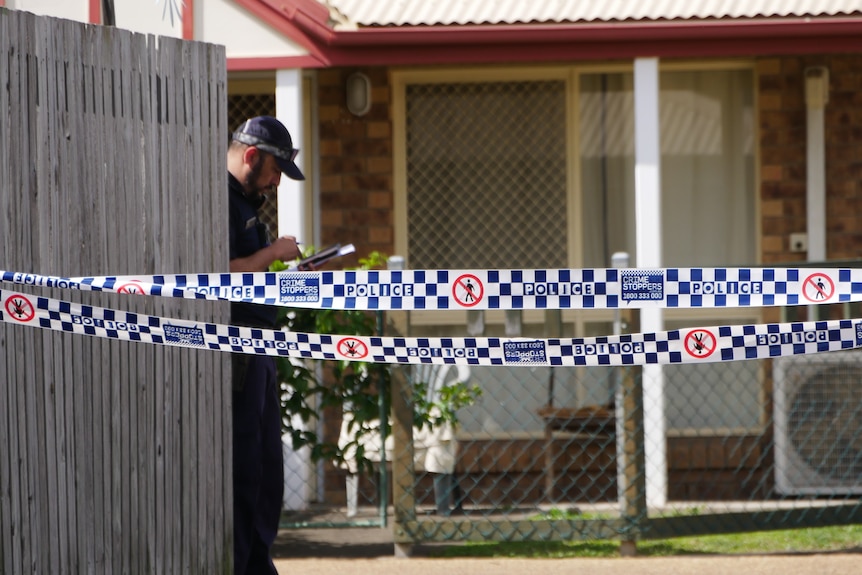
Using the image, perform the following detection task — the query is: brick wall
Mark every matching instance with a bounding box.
[759,54,862,266]
[667,435,771,500]
[317,68,394,266]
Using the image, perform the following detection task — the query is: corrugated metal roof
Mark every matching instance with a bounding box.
[324,0,862,27]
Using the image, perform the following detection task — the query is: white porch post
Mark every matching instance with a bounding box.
[634,57,667,509]
[275,68,313,511]
[805,66,828,263]
[275,68,307,243]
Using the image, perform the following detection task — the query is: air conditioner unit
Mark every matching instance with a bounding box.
[774,350,862,495]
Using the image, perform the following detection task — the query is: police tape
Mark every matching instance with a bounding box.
[1,288,859,367]
[1,266,860,311]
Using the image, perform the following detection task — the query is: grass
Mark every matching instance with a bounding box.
[429,525,862,558]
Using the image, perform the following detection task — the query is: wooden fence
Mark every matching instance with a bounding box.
[0,9,231,574]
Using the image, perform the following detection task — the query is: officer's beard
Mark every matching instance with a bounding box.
[242,156,276,202]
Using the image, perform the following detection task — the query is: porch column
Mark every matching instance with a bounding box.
[805,67,828,262]
[275,68,314,511]
[275,68,308,243]
[634,57,667,509]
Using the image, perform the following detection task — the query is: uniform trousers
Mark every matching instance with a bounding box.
[233,355,284,575]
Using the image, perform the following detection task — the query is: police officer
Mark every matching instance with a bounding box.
[228,116,303,575]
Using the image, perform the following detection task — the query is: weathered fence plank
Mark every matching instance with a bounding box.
[1,10,229,574]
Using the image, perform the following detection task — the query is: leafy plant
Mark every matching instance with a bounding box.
[271,250,480,474]
[412,378,482,431]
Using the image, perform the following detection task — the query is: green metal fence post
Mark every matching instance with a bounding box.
[376,309,390,526]
[617,297,646,556]
[390,364,416,557]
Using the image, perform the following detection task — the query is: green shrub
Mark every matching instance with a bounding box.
[272,251,480,473]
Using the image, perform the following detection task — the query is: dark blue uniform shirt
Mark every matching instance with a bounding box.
[228,173,278,328]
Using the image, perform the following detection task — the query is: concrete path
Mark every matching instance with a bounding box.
[271,525,861,575]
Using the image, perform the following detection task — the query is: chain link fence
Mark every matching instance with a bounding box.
[285,311,862,549]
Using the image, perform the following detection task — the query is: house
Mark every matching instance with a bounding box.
[6,0,862,509]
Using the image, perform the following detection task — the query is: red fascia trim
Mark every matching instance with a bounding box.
[255,0,330,29]
[242,2,862,66]
[277,4,862,65]
[315,29,862,67]
[270,0,336,41]
[279,0,330,24]
[227,54,326,71]
[316,18,862,47]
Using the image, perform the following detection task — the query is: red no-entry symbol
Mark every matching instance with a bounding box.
[337,337,369,360]
[802,273,834,302]
[452,274,484,307]
[684,329,716,359]
[5,294,35,322]
[118,282,147,295]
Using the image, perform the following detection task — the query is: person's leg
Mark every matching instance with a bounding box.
[233,356,267,575]
[433,473,453,516]
[243,535,279,575]
[256,357,285,547]
[452,474,465,512]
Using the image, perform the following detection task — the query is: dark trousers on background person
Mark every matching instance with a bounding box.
[233,355,284,575]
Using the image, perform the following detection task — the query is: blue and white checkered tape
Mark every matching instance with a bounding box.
[2,267,861,310]
[2,288,860,367]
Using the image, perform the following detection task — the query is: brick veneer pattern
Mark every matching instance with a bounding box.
[317,68,394,267]
[758,55,862,266]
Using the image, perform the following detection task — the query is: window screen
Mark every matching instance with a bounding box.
[406,81,569,270]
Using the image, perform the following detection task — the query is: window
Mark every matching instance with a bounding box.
[580,68,756,267]
[579,66,760,432]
